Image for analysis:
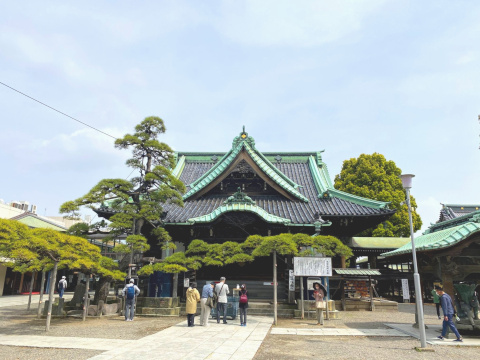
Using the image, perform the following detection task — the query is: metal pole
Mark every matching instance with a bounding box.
[300,276,304,319]
[406,188,427,348]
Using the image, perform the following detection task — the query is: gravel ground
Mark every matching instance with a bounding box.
[255,303,479,360]
[0,305,183,360]
[0,305,183,339]
[0,347,102,360]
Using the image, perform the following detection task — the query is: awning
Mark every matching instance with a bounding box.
[335,269,381,276]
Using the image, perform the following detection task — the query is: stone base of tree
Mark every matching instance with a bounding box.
[135,297,181,317]
[43,298,65,317]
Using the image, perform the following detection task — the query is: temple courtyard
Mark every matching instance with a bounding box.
[0,295,479,360]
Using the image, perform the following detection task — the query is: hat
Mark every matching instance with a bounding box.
[241,284,246,289]
[220,276,226,281]
[210,282,216,286]
[129,279,135,283]
[62,276,66,279]
[434,285,443,291]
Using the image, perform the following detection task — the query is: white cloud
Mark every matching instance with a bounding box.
[215,0,386,47]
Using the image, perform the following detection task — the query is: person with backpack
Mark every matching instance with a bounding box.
[435,285,463,342]
[58,276,67,298]
[122,279,140,321]
[239,284,248,326]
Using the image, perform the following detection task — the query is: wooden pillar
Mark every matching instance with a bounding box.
[340,256,346,269]
[368,255,377,269]
[442,274,454,299]
[341,280,346,311]
[369,276,375,311]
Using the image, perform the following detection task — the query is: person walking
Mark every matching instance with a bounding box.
[186,282,200,327]
[312,282,326,325]
[200,282,215,326]
[58,276,67,298]
[239,284,248,326]
[122,279,140,321]
[432,287,441,319]
[435,285,463,342]
[215,277,229,324]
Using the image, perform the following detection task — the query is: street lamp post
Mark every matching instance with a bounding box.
[400,174,427,349]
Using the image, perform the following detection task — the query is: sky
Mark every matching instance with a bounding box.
[1,1,479,234]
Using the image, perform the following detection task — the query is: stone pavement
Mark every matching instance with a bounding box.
[87,316,273,360]
[0,293,73,308]
[386,323,480,347]
[271,327,409,337]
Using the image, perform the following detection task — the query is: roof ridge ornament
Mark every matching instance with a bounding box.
[224,187,256,205]
[232,125,255,148]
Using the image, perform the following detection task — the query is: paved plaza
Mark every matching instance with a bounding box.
[0,295,479,360]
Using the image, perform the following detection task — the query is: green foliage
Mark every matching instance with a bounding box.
[224,253,254,265]
[252,234,298,257]
[115,235,150,254]
[0,219,125,281]
[59,116,186,268]
[310,235,353,258]
[334,153,422,237]
[66,223,90,238]
[185,239,210,255]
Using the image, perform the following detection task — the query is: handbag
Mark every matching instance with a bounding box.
[315,300,326,309]
[205,296,214,308]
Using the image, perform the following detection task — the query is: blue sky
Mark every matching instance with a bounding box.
[1,1,479,233]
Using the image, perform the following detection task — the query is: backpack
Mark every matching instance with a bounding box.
[127,285,135,300]
[58,280,64,290]
[240,291,248,304]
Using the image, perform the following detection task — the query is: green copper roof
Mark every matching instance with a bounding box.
[382,221,480,257]
[308,156,389,209]
[349,237,411,249]
[335,269,381,276]
[182,129,308,202]
[186,202,292,225]
[171,155,185,179]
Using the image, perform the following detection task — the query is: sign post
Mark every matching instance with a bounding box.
[294,257,332,321]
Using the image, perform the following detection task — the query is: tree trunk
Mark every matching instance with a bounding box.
[128,249,134,278]
[27,271,36,310]
[82,274,90,321]
[37,270,46,319]
[172,273,178,298]
[273,250,277,326]
[93,277,110,305]
[45,262,58,332]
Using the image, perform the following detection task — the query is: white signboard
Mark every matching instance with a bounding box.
[184,278,189,288]
[401,279,410,300]
[293,257,332,277]
[288,270,295,291]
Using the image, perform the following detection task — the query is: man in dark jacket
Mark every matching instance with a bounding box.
[435,285,463,342]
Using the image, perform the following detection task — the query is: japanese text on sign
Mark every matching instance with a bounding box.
[293,257,332,277]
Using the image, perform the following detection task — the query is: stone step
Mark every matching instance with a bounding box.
[138,307,180,316]
[293,309,341,319]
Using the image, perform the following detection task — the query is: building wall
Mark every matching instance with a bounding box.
[0,203,24,219]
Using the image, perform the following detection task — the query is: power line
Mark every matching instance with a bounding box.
[0,81,118,140]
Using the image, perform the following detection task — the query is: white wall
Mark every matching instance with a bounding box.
[0,203,24,219]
